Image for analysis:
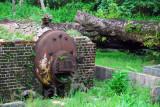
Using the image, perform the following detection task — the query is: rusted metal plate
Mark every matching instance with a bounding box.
[34,30,78,87]
[42,18,51,28]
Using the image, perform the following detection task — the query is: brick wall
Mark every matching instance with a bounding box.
[0,37,96,101]
[0,41,41,101]
[75,37,96,87]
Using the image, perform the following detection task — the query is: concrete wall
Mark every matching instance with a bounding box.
[95,65,160,102]
[143,65,160,77]
[95,65,160,87]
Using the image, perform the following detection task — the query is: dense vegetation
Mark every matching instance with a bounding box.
[0,0,160,22]
[1,71,159,106]
[0,71,157,106]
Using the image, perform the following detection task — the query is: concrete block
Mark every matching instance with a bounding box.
[0,101,26,107]
[150,85,160,103]
[143,65,160,77]
[95,65,116,81]
[94,65,160,102]
[95,65,160,87]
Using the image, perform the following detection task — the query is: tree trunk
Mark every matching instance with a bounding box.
[39,0,45,12]
[19,0,23,8]
[12,0,16,15]
[74,10,160,48]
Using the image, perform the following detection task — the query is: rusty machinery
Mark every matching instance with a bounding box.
[33,30,83,97]
[33,13,83,97]
[34,30,78,86]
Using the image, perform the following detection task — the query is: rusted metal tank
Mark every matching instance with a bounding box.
[34,30,79,88]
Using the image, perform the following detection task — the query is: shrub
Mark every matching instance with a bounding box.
[95,1,122,19]
[108,71,131,94]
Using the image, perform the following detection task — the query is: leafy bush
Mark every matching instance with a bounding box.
[108,71,130,94]
[95,0,113,9]
[95,1,122,19]
[95,0,160,16]
[0,1,96,22]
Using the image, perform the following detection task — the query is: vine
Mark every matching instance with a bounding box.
[29,51,36,58]
[126,21,142,34]
[143,29,160,63]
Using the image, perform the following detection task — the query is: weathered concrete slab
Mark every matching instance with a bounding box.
[95,66,117,81]
[95,65,160,87]
[143,65,160,77]
[0,101,26,107]
[150,85,160,103]
[95,65,160,102]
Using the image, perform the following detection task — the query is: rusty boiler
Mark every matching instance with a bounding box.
[33,14,84,97]
[34,30,79,90]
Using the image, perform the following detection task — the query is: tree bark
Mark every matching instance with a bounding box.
[19,0,23,8]
[39,0,45,12]
[12,0,16,15]
[74,10,160,48]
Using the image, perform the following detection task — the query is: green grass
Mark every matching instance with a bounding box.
[95,51,154,72]
[1,72,159,107]
[0,1,160,23]
[25,98,55,107]
[0,26,33,41]
[23,79,159,107]
[0,2,93,23]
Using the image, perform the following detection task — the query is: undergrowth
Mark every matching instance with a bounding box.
[0,26,33,41]
[1,70,159,106]
[23,71,159,107]
[0,2,94,23]
[0,1,160,23]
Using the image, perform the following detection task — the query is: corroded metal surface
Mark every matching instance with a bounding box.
[42,14,53,28]
[42,18,51,28]
[34,30,78,87]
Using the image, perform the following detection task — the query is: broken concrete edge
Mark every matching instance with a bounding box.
[95,65,160,102]
[143,65,160,77]
[95,65,160,86]
[0,101,26,107]
[150,85,160,103]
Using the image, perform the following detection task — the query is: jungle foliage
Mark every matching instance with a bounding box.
[1,0,160,21]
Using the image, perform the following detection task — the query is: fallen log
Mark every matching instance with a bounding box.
[74,10,160,48]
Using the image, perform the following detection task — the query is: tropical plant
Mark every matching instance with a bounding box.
[108,71,131,94]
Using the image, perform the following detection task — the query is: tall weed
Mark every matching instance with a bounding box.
[108,71,130,94]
